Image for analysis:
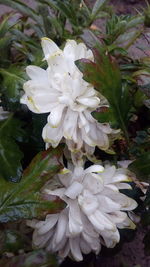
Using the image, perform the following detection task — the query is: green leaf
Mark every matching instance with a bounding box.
[0,116,23,182]
[116,30,141,49]
[0,146,64,223]
[128,152,150,180]
[126,15,144,29]
[105,14,143,46]
[0,65,26,110]
[92,0,108,19]
[92,107,118,127]
[0,249,58,267]
[38,0,78,27]
[0,15,15,38]
[76,47,131,143]
[0,230,23,254]
[0,0,40,24]
[53,0,78,27]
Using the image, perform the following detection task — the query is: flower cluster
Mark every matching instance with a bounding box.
[21,38,138,262]
[21,38,119,157]
[27,164,137,261]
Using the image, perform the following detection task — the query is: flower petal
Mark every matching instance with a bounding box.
[41,37,61,61]
[70,237,83,262]
[65,181,83,199]
[48,105,66,127]
[26,65,48,81]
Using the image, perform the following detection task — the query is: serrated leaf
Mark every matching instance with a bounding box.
[76,47,131,143]
[0,146,64,223]
[0,249,58,267]
[128,152,150,180]
[0,116,23,182]
[92,107,118,127]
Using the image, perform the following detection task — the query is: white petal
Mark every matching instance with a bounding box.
[42,123,63,147]
[63,40,77,61]
[84,165,104,174]
[33,228,53,248]
[68,200,83,236]
[44,188,65,199]
[102,229,120,248]
[80,237,91,254]
[26,65,47,81]
[59,241,70,258]
[106,211,127,224]
[97,195,121,213]
[65,181,83,199]
[77,96,100,108]
[54,211,68,244]
[83,174,104,194]
[117,216,136,230]
[89,210,115,232]
[105,184,118,191]
[82,232,101,253]
[81,213,99,238]
[112,173,129,183]
[63,109,78,140]
[48,105,65,127]
[101,165,116,183]
[41,37,61,61]
[116,183,132,190]
[26,219,39,229]
[78,190,99,215]
[70,237,83,262]
[36,214,58,234]
[88,213,104,231]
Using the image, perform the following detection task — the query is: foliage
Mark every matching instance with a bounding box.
[0,0,109,42]
[0,116,23,181]
[76,47,131,143]
[0,249,58,267]
[0,146,64,223]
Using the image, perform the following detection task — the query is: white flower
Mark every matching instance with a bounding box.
[21,38,119,153]
[27,164,137,261]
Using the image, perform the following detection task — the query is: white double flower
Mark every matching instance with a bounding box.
[21,38,119,154]
[27,164,137,261]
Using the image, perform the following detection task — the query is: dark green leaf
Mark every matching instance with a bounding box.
[0,116,23,182]
[0,65,26,110]
[92,107,118,127]
[0,146,64,222]
[76,47,131,143]
[0,15,18,39]
[0,249,58,267]
[129,152,150,180]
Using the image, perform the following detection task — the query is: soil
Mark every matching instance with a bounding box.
[0,0,150,266]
